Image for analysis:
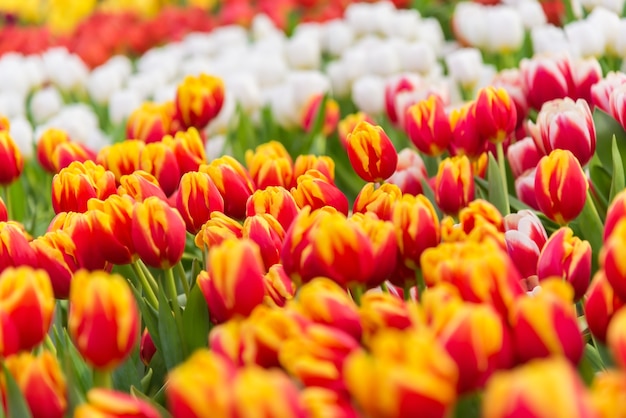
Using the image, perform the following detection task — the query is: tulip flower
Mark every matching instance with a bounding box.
[534,149,588,225]
[290,171,349,215]
[126,101,172,143]
[96,140,144,183]
[482,357,597,418]
[51,160,117,214]
[4,352,67,418]
[174,73,225,130]
[162,127,207,174]
[345,329,458,418]
[245,144,294,189]
[503,210,549,279]
[591,71,626,113]
[537,227,592,301]
[528,97,596,166]
[353,182,402,221]
[604,189,626,242]
[473,86,517,144]
[607,307,626,369]
[346,120,398,183]
[590,369,626,418]
[292,155,335,186]
[509,279,584,365]
[200,156,256,220]
[245,186,300,232]
[0,221,38,270]
[262,264,296,308]
[0,266,55,351]
[405,94,452,157]
[140,328,157,367]
[584,270,624,343]
[87,194,137,266]
[118,170,168,202]
[358,292,415,344]
[138,141,181,197]
[449,102,486,160]
[74,389,160,418]
[175,171,224,234]
[507,136,542,179]
[301,388,360,418]
[36,127,71,173]
[242,213,285,270]
[0,131,23,186]
[520,54,573,111]
[51,142,97,173]
[515,168,540,210]
[29,230,79,299]
[194,212,243,252]
[198,238,266,324]
[131,196,186,270]
[166,349,235,417]
[338,112,375,149]
[434,155,475,215]
[68,270,140,370]
[384,73,423,127]
[458,199,504,235]
[301,94,340,136]
[386,148,428,195]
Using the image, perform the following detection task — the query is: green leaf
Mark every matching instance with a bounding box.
[130,386,173,418]
[576,190,605,274]
[578,344,600,386]
[182,283,211,355]
[112,347,144,392]
[3,364,33,418]
[486,152,508,216]
[593,107,626,170]
[420,178,443,220]
[610,135,626,204]
[129,284,161,353]
[157,286,185,370]
[453,391,481,418]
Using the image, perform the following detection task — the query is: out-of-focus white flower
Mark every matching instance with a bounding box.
[44,104,100,146]
[226,74,262,114]
[288,71,330,110]
[153,84,177,104]
[351,75,386,115]
[565,19,606,58]
[321,20,354,57]
[286,32,321,70]
[416,17,445,55]
[30,86,63,124]
[364,39,400,76]
[531,25,574,56]
[84,128,111,152]
[254,33,286,57]
[0,55,30,96]
[382,8,421,40]
[265,84,299,129]
[106,55,133,81]
[22,55,46,91]
[179,57,214,79]
[206,91,237,136]
[0,91,26,118]
[397,40,437,74]
[126,71,167,101]
[205,134,228,161]
[588,7,621,55]
[615,19,626,58]
[42,47,89,91]
[452,2,488,49]
[444,47,484,89]
[252,14,280,40]
[580,0,626,13]
[484,6,525,53]
[252,52,288,87]
[181,32,216,57]
[344,2,379,36]
[108,89,142,125]
[326,61,351,98]
[509,0,547,28]
[9,117,33,159]
[87,65,124,105]
[342,45,368,82]
[369,1,398,36]
[211,25,249,54]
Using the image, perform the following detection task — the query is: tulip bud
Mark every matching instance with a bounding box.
[198,238,266,324]
[520,54,574,111]
[534,149,588,225]
[245,141,294,189]
[174,73,225,130]
[585,270,624,344]
[345,329,458,418]
[537,227,592,301]
[0,131,23,185]
[162,127,207,174]
[4,351,67,418]
[346,121,398,183]
[590,369,626,418]
[358,292,415,344]
[118,170,168,202]
[51,142,97,173]
[87,194,137,266]
[36,128,70,173]
[246,186,300,232]
[132,196,186,269]
[68,270,139,369]
[482,357,597,418]
[385,73,423,127]
[138,142,181,197]
[386,147,428,195]
[528,97,596,166]
[405,94,452,157]
[515,168,540,210]
[74,389,160,418]
[194,212,243,251]
[603,188,626,242]
[434,155,475,216]
[263,264,296,308]
[510,279,584,364]
[200,156,256,219]
[140,328,157,367]
[507,136,542,179]
[126,101,172,144]
[242,213,285,270]
[503,210,548,279]
[474,86,517,144]
[175,171,224,234]
[29,230,78,299]
[592,71,626,113]
[96,140,144,183]
[301,388,360,418]
[338,111,375,149]
[51,160,117,214]
[0,221,38,270]
[292,155,335,186]
[458,199,504,235]
[291,171,349,215]
[0,266,55,351]
[353,182,402,221]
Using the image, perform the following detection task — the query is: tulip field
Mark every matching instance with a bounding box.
[2,0,626,416]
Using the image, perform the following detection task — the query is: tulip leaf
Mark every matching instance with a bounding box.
[579,344,602,386]
[129,283,161,354]
[157,287,185,370]
[576,190,605,274]
[182,283,211,355]
[486,152,509,216]
[112,348,143,393]
[130,386,173,418]
[420,178,443,220]
[453,391,481,418]
[609,135,626,204]
[2,364,33,418]
[593,108,626,172]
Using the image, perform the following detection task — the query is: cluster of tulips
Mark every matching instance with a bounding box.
[0,0,625,417]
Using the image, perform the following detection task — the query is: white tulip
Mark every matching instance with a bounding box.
[252,14,280,40]
[286,32,321,70]
[211,25,249,55]
[205,134,228,161]
[444,47,484,89]
[588,7,621,55]
[398,40,437,74]
[531,24,575,56]
[42,48,89,91]
[87,65,124,105]
[179,57,214,79]
[9,117,33,159]
[0,56,30,96]
[565,19,606,58]
[23,55,46,91]
[416,17,445,55]
[252,52,288,87]
[0,91,25,119]
[351,75,386,115]
[265,84,300,129]
[452,2,488,49]
[326,61,351,98]
[288,71,330,110]
[344,2,379,36]
[365,40,400,76]
[45,104,99,146]
[30,86,63,124]
[84,128,111,152]
[321,20,354,57]
[254,33,286,57]
[105,55,133,82]
[484,6,525,53]
[382,9,421,40]
[342,47,368,82]
[370,1,398,36]
[108,89,142,125]
[153,84,178,104]
[126,71,167,101]
[580,0,626,13]
[615,19,626,58]
[511,0,547,28]
[206,91,237,136]
[181,32,216,57]
[225,74,262,114]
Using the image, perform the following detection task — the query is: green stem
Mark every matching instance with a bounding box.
[165,267,186,349]
[403,280,413,302]
[130,261,159,310]
[350,284,364,306]
[175,261,190,299]
[138,259,160,295]
[496,141,510,215]
[3,185,11,220]
[92,368,112,389]
[416,268,426,301]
